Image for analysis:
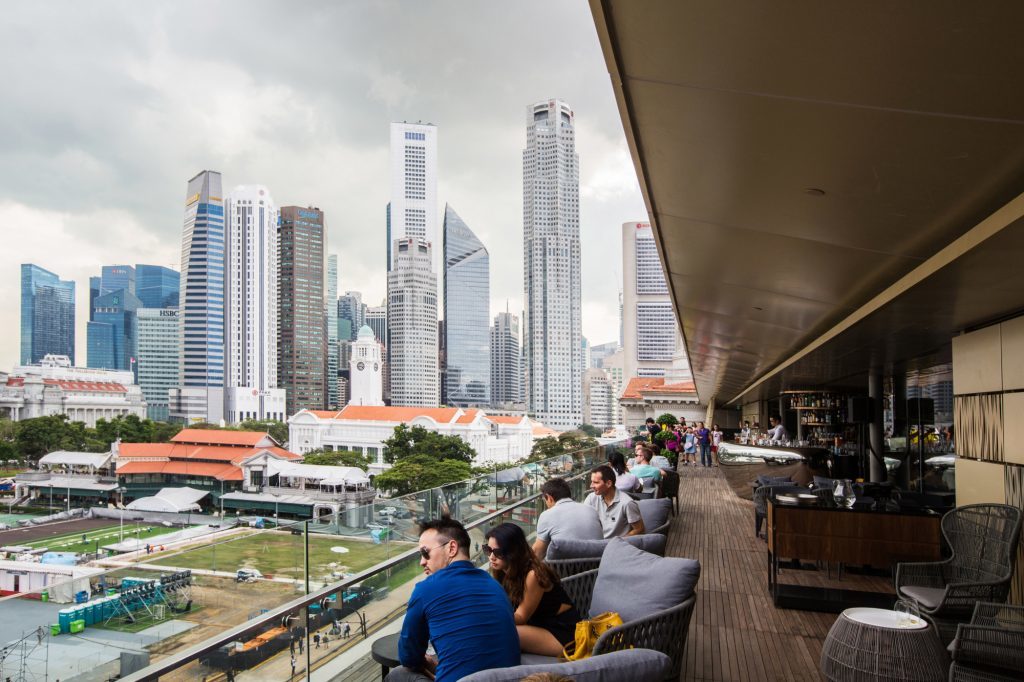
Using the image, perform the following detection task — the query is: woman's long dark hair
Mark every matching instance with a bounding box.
[608,450,628,476]
[484,522,557,607]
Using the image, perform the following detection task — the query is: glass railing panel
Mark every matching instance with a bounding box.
[2,439,629,681]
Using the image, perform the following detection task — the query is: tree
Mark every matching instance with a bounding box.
[15,415,79,461]
[373,455,472,497]
[381,424,475,465]
[530,436,564,460]
[576,423,602,438]
[655,413,679,428]
[557,430,598,452]
[302,449,370,470]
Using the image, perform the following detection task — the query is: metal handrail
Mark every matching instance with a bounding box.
[118,472,582,681]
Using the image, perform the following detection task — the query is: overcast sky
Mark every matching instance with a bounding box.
[0,0,648,370]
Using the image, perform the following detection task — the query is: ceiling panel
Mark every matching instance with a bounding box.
[591,0,1024,405]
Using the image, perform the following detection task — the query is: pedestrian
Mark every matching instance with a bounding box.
[343,622,350,639]
[297,634,304,654]
[322,634,329,648]
[290,654,296,678]
[225,669,235,682]
[313,632,321,649]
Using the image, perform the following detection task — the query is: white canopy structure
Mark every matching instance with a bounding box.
[39,451,112,471]
[266,460,371,488]
[126,486,208,513]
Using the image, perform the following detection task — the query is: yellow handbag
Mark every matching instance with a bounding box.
[561,611,624,661]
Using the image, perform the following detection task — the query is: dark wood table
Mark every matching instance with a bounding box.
[370,632,401,680]
[767,499,943,612]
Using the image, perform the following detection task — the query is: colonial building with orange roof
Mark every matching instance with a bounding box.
[0,355,145,427]
[619,376,703,429]
[114,428,374,518]
[288,406,534,473]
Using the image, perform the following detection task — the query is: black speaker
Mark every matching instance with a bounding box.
[907,398,935,425]
[847,396,872,423]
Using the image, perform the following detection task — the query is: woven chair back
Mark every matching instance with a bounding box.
[943,504,1023,583]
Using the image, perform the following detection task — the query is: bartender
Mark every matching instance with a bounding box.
[767,415,788,443]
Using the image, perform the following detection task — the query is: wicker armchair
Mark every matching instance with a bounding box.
[949,602,1024,682]
[895,504,1023,644]
[561,568,697,680]
[753,483,806,538]
[546,556,601,579]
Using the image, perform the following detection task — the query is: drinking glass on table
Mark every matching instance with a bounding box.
[895,601,920,628]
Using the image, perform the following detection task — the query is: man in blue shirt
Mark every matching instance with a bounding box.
[389,518,519,682]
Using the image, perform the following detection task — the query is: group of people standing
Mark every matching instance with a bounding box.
[392,466,652,682]
[646,417,723,468]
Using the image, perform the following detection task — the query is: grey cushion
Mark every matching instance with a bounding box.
[757,474,793,486]
[637,498,671,534]
[899,585,946,609]
[590,538,700,621]
[547,533,666,560]
[458,648,671,682]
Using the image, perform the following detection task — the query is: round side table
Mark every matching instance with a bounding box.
[820,607,949,681]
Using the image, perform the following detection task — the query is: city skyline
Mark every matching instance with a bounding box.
[0,1,647,371]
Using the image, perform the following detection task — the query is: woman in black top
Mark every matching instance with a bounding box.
[485,522,580,656]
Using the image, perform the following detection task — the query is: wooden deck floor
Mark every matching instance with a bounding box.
[669,465,891,681]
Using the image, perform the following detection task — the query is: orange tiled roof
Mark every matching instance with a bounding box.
[119,442,301,463]
[621,377,697,400]
[455,409,479,424]
[307,410,343,419]
[171,429,276,447]
[531,421,559,438]
[116,459,241,480]
[334,405,463,424]
[4,377,127,392]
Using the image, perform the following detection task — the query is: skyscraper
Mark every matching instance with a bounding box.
[20,264,75,365]
[583,368,616,430]
[622,221,689,380]
[387,237,439,406]
[388,123,439,278]
[490,310,522,408]
[278,206,326,416]
[87,288,141,371]
[326,254,340,409]
[338,292,366,341]
[366,304,387,348]
[135,265,180,309]
[522,99,582,430]
[223,185,285,422]
[169,170,225,423]
[99,265,136,296]
[443,205,490,406]
[137,308,180,421]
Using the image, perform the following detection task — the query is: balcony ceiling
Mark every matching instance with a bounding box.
[590,0,1024,404]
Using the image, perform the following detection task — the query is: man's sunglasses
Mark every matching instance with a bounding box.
[419,540,452,560]
[481,545,505,559]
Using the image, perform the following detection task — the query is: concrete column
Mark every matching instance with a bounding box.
[869,372,885,482]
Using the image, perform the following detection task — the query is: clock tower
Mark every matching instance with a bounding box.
[349,325,384,406]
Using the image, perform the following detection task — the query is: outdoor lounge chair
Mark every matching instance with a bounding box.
[895,503,1023,644]
[948,601,1024,682]
[753,483,805,538]
[545,539,700,680]
[458,648,671,681]
[546,532,666,578]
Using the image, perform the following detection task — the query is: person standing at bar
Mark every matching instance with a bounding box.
[767,415,788,444]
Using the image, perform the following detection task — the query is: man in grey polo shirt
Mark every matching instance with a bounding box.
[584,464,645,539]
[532,477,603,558]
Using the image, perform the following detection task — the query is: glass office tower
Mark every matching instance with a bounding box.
[135,265,180,309]
[20,264,76,364]
[443,205,490,406]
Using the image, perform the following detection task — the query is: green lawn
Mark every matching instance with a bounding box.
[26,523,183,554]
[152,531,413,580]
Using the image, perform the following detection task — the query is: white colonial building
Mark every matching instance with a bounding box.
[349,325,384,406]
[0,355,146,427]
[288,406,534,474]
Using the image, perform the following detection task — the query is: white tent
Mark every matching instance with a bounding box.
[39,451,112,470]
[266,460,370,487]
[126,486,208,513]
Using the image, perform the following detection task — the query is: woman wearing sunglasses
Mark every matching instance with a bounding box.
[484,522,580,656]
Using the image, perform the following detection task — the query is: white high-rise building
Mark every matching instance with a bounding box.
[326,254,340,409]
[622,221,690,381]
[223,185,286,422]
[387,238,439,406]
[137,308,180,421]
[522,99,582,430]
[388,122,439,280]
[348,326,383,406]
[490,310,522,408]
[583,368,616,430]
[170,170,225,424]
